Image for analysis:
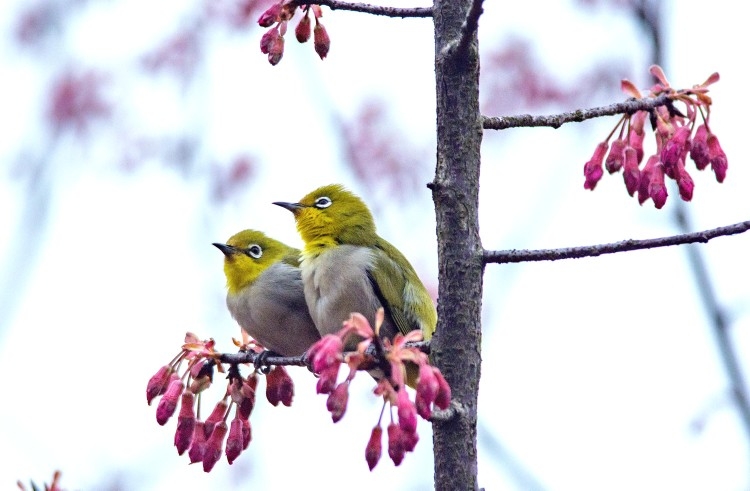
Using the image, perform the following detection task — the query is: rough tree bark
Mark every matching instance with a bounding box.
[431,0,484,489]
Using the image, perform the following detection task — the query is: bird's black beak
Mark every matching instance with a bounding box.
[273,201,303,214]
[213,243,237,256]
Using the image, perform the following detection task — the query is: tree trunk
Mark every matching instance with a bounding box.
[431,0,484,489]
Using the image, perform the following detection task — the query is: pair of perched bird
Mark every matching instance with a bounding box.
[214,184,437,360]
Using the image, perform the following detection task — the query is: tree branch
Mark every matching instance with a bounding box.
[482,93,672,130]
[439,0,484,60]
[484,220,750,264]
[216,340,430,368]
[295,0,432,17]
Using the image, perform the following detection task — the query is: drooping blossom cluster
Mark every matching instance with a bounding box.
[146,333,294,472]
[258,1,330,65]
[583,65,727,208]
[307,309,451,470]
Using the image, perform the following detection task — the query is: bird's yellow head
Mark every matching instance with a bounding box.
[274,184,377,253]
[213,229,300,295]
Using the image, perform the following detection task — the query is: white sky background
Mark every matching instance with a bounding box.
[0,0,749,490]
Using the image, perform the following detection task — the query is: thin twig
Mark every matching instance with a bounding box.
[294,0,432,17]
[482,94,672,130]
[484,220,750,264]
[440,0,484,60]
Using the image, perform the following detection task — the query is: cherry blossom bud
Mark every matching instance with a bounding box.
[226,416,244,465]
[174,392,196,455]
[146,365,174,405]
[295,15,311,43]
[649,162,668,209]
[313,22,330,60]
[268,33,285,66]
[583,142,607,190]
[189,375,211,394]
[661,125,691,176]
[690,124,710,170]
[242,418,252,450]
[396,389,417,434]
[433,368,451,411]
[605,139,626,174]
[326,381,349,423]
[266,365,294,407]
[156,377,184,426]
[365,426,383,471]
[675,162,694,201]
[236,375,257,420]
[309,334,343,373]
[387,423,405,466]
[204,399,229,437]
[629,111,647,164]
[257,2,281,27]
[416,363,439,406]
[637,156,658,205]
[188,421,208,464]
[316,363,340,394]
[622,147,640,197]
[402,427,419,453]
[260,27,279,55]
[203,421,229,472]
[707,133,728,182]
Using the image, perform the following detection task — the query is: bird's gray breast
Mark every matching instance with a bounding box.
[301,245,381,337]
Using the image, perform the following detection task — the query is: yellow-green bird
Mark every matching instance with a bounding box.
[214,229,320,356]
[273,184,437,347]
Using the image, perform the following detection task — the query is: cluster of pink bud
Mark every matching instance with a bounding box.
[146,333,295,471]
[306,309,451,470]
[258,1,330,65]
[583,65,727,208]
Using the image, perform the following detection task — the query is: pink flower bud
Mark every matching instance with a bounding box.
[295,15,311,43]
[316,363,340,394]
[156,377,184,425]
[387,423,405,466]
[396,389,417,434]
[260,27,279,55]
[433,368,451,411]
[189,375,211,394]
[675,162,694,201]
[204,399,229,438]
[203,421,229,472]
[583,142,607,190]
[257,2,281,27]
[326,381,349,423]
[707,133,728,182]
[605,139,626,174]
[661,125,691,176]
[225,416,244,465]
[174,392,196,455]
[309,334,343,373]
[649,162,668,209]
[235,375,257,420]
[637,156,658,205]
[268,34,284,66]
[365,426,383,471]
[242,418,252,450]
[402,427,419,452]
[622,146,640,197]
[690,124,710,170]
[266,365,294,407]
[313,22,330,60]
[188,421,208,463]
[416,363,439,407]
[146,365,173,405]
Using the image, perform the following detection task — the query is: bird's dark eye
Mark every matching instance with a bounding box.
[246,244,263,259]
[314,196,332,209]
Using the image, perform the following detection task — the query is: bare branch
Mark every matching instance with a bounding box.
[295,0,432,17]
[439,0,484,60]
[484,220,750,264]
[482,93,672,130]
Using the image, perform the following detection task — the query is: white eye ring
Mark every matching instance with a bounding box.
[314,196,332,209]
[247,244,263,259]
